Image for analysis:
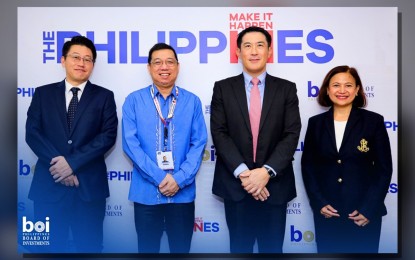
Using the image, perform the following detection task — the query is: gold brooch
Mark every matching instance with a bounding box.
[357,139,369,152]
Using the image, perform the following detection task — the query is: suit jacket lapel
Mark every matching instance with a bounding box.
[54,80,70,137]
[339,106,361,153]
[259,74,277,131]
[69,81,94,136]
[324,108,338,153]
[232,74,251,131]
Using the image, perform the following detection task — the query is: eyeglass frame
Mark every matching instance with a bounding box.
[66,53,95,64]
[150,58,179,68]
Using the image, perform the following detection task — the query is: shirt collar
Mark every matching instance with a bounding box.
[152,84,179,99]
[65,79,87,93]
[242,71,266,87]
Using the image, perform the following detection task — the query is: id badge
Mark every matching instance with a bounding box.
[156,151,174,170]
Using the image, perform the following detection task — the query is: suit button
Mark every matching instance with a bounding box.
[338,178,343,183]
[337,159,342,164]
[68,140,73,144]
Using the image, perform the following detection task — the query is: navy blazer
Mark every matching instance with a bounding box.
[26,80,118,202]
[210,73,301,205]
[301,106,392,220]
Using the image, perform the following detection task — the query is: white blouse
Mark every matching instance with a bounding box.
[334,120,347,152]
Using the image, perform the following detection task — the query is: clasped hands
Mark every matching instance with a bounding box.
[159,173,179,197]
[239,167,270,201]
[320,204,370,227]
[49,156,79,187]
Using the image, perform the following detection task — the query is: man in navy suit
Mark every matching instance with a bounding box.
[25,36,118,253]
[210,26,301,253]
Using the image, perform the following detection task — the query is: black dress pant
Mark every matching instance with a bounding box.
[224,196,287,253]
[134,201,195,253]
[313,212,382,253]
[33,189,106,253]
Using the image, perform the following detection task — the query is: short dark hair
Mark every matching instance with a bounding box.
[62,35,97,63]
[236,26,272,49]
[147,43,179,64]
[317,65,367,108]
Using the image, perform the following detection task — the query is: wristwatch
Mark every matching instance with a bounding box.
[265,167,276,179]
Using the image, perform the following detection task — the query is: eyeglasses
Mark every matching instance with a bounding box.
[66,53,94,64]
[150,59,178,68]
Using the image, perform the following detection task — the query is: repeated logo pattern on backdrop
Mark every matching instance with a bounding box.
[17,7,398,253]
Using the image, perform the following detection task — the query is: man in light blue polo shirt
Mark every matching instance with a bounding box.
[122,43,207,253]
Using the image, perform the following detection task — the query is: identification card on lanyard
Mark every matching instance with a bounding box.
[156,151,174,170]
[151,85,179,170]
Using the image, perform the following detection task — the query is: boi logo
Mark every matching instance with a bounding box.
[203,145,216,162]
[307,81,320,98]
[22,216,50,233]
[290,225,314,242]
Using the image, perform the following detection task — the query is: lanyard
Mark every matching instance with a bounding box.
[151,85,179,150]
[150,85,179,126]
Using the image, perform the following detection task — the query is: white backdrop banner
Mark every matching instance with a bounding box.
[17,7,398,254]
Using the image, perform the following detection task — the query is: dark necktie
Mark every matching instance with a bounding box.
[249,77,261,162]
[67,87,80,130]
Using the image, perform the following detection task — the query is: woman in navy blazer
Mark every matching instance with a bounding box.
[301,65,392,253]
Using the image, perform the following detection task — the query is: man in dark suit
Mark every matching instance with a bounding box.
[25,36,118,253]
[210,26,301,253]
